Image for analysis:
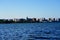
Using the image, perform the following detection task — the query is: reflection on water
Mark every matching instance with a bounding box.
[0,23,60,40]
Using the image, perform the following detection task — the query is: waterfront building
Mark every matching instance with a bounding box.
[48,18,59,22]
[48,18,53,22]
[52,18,56,22]
[32,18,36,22]
[13,18,20,22]
[26,18,33,23]
[58,18,60,22]
[19,18,26,23]
[39,18,48,22]
[39,18,43,22]
[37,18,40,22]
[8,19,13,21]
[55,18,60,22]
[42,18,48,22]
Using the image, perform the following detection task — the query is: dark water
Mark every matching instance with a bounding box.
[0,22,60,40]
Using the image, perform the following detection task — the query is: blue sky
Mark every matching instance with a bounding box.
[0,0,60,19]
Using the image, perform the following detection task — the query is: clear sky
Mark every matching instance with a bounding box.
[0,0,60,19]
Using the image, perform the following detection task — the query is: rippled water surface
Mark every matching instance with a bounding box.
[0,22,60,40]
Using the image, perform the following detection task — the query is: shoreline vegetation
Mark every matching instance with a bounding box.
[0,17,60,23]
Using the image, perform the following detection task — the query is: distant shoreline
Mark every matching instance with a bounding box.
[0,22,60,24]
[0,17,60,24]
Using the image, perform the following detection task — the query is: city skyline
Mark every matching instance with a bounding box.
[0,0,60,19]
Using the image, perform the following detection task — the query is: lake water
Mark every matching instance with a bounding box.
[0,22,60,40]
